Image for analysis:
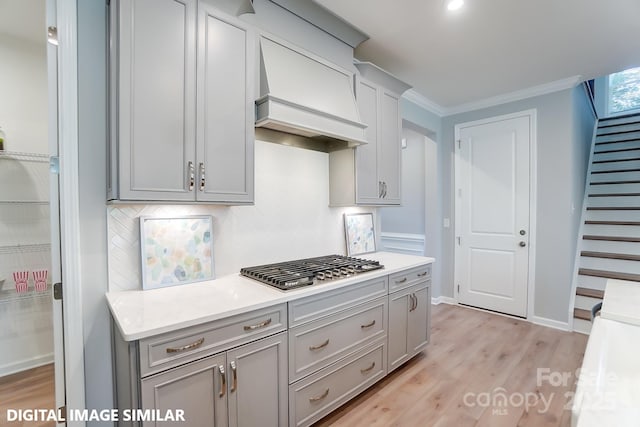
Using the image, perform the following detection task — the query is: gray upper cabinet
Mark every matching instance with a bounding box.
[110,0,254,203]
[329,63,409,206]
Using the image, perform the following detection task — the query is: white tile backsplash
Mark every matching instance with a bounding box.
[107,141,372,291]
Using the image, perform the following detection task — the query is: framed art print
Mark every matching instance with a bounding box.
[139,215,214,289]
[344,212,376,256]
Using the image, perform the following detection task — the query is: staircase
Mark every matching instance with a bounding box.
[572,112,640,334]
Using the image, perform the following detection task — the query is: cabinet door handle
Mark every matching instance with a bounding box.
[243,318,272,331]
[309,339,330,351]
[165,337,204,354]
[378,181,383,198]
[199,162,205,192]
[382,181,387,198]
[409,294,416,312]
[395,277,407,284]
[188,161,195,191]
[309,388,329,402]
[218,365,226,398]
[361,320,376,329]
[230,361,237,393]
[360,362,376,374]
[413,293,419,311]
[417,272,427,277]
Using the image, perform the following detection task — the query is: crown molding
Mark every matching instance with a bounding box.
[402,75,583,118]
[444,75,583,116]
[402,89,447,117]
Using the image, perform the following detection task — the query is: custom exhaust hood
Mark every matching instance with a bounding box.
[255,36,368,152]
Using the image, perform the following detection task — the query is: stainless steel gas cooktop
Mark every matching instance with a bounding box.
[240,255,384,290]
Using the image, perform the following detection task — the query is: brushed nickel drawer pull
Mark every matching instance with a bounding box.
[309,388,329,402]
[165,337,204,354]
[361,320,376,329]
[417,271,428,277]
[243,318,272,331]
[188,161,195,191]
[360,362,376,374]
[199,162,205,192]
[309,339,330,351]
[218,365,226,398]
[395,278,407,284]
[230,361,237,392]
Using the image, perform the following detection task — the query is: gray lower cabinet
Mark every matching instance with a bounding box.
[141,332,287,427]
[109,0,254,203]
[388,282,431,373]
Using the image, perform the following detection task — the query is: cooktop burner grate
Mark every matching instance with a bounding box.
[240,255,384,290]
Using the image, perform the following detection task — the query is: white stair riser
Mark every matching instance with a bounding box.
[585,209,640,222]
[579,257,640,274]
[599,116,640,126]
[590,171,640,183]
[582,224,640,237]
[576,274,608,291]
[591,160,640,172]
[574,295,602,311]
[595,130,640,143]
[587,195,640,207]
[598,122,640,135]
[589,183,640,194]
[593,140,640,153]
[572,318,592,334]
[593,149,640,162]
[580,239,640,254]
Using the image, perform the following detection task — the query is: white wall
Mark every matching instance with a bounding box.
[108,141,373,291]
[0,35,48,154]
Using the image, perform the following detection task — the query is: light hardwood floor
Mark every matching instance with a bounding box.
[316,304,589,427]
[0,363,55,427]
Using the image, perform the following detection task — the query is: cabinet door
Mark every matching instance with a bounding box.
[354,78,381,204]
[407,284,431,354]
[227,332,288,427]
[377,88,401,204]
[388,283,430,373]
[196,5,254,203]
[387,288,411,372]
[140,352,227,427]
[117,0,197,201]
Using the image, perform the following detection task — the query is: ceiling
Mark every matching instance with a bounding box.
[314,0,640,112]
[0,0,46,45]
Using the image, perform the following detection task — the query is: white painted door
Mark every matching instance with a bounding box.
[455,113,531,317]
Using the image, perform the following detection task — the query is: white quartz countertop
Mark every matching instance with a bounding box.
[600,279,640,326]
[106,252,434,341]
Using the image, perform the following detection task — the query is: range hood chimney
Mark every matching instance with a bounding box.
[255,36,368,151]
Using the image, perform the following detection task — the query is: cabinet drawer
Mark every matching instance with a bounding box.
[389,264,431,292]
[289,339,386,427]
[139,304,286,377]
[288,276,388,327]
[289,297,386,382]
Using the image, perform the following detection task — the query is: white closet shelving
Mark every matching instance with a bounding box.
[0,151,52,301]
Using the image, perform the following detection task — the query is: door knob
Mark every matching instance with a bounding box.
[519,230,526,236]
[519,241,526,247]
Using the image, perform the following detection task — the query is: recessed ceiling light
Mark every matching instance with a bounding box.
[447,0,464,11]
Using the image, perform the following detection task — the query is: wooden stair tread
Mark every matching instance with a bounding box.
[573,308,592,321]
[588,193,640,197]
[598,121,640,130]
[593,157,640,164]
[591,168,640,174]
[596,138,640,146]
[594,147,640,155]
[597,129,640,137]
[590,180,640,185]
[584,220,640,226]
[578,268,640,282]
[576,287,605,299]
[586,206,640,211]
[599,112,640,122]
[583,235,640,242]
[581,251,640,261]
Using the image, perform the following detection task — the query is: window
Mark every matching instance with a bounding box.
[608,67,640,114]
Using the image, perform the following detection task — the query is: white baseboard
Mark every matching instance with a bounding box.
[0,353,54,377]
[530,316,571,332]
[380,232,425,256]
[431,296,457,305]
